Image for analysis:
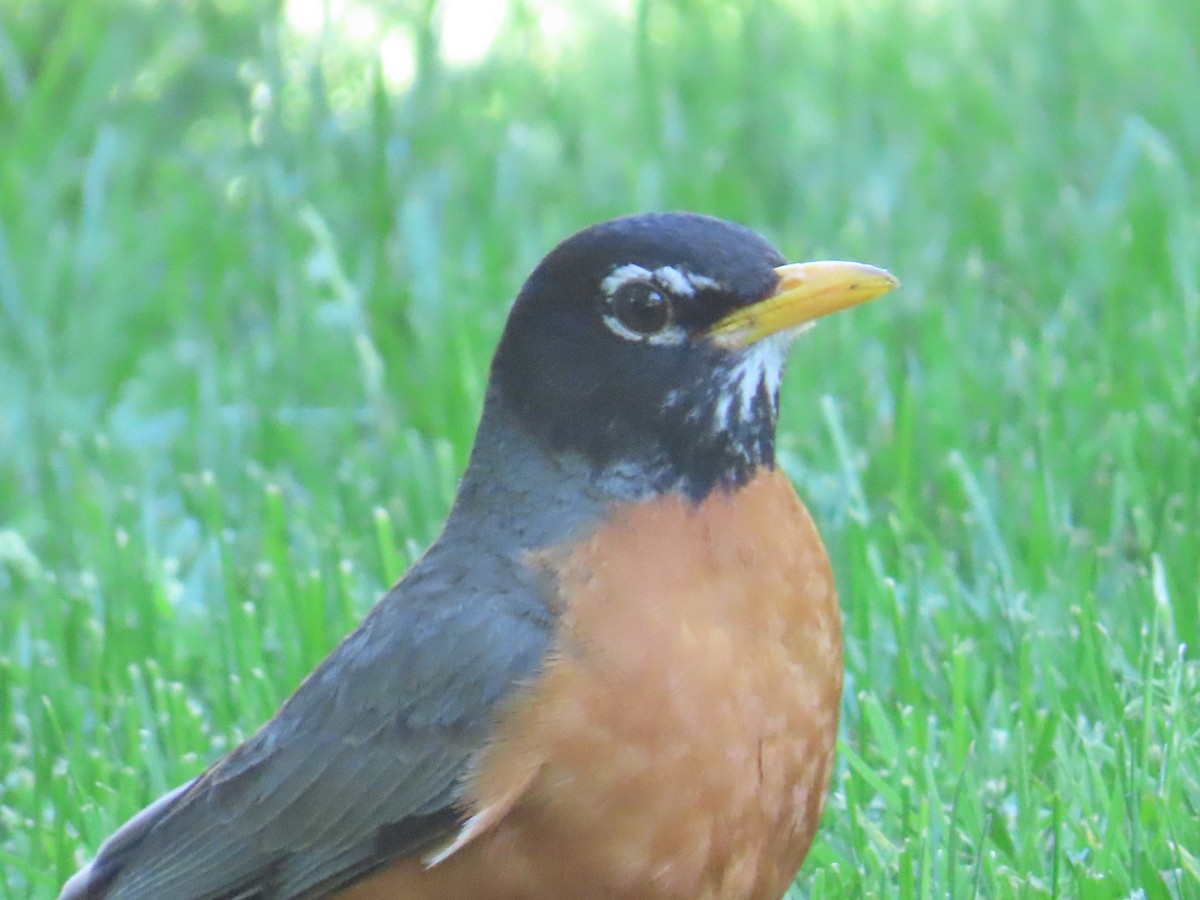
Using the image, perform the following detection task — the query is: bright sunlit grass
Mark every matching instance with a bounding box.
[1,0,1197,897]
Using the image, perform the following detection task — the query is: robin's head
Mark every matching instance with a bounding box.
[490,213,897,500]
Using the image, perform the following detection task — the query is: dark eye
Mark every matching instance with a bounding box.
[611,282,672,335]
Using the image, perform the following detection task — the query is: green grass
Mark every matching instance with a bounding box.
[2,0,1198,897]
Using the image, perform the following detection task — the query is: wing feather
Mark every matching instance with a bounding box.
[63,544,553,900]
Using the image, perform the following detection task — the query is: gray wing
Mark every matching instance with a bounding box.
[60,539,554,900]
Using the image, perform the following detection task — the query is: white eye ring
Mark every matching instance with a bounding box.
[601,280,686,345]
[601,310,687,345]
[609,281,672,335]
[599,264,711,346]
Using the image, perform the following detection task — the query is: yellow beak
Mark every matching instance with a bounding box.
[708,261,899,348]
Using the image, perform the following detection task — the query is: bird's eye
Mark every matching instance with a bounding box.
[611,282,672,336]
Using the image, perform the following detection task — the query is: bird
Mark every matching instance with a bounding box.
[60,212,898,900]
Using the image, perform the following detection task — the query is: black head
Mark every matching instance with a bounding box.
[488,212,896,501]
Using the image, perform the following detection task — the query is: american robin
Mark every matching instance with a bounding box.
[60,212,897,900]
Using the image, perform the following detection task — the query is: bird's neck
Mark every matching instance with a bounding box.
[451,387,778,536]
[443,390,628,553]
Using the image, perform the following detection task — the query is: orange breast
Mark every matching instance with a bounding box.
[338,468,842,900]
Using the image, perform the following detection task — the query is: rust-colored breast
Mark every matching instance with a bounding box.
[338,469,842,900]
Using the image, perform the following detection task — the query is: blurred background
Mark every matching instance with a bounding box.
[1,0,1197,896]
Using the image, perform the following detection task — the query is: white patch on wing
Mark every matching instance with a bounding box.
[424,810,487,867]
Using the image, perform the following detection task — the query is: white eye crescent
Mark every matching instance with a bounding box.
[610,281,671,335]
[599,264,719,346]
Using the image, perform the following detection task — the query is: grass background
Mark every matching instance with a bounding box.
[2,0,1198,896]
